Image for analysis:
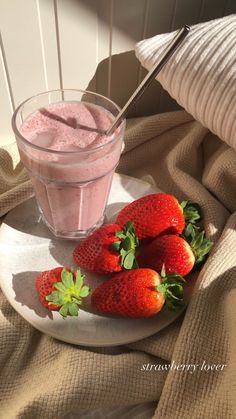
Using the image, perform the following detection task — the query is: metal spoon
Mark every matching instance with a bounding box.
[106,24,190,136]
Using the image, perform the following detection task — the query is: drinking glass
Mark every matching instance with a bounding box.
[12,89,125,239]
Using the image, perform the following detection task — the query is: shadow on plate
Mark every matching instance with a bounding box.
[3,198,53,239]
[12,271,53,319]
[3,197,129,242]
[116,174,157,201]
[104,201,128,223]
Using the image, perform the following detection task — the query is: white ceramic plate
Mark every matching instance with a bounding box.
[0,174,195,347]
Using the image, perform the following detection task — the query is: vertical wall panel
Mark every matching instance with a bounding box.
[57,0,98,90]
[157,0,198,113]
[0,0,47,107]
[157,0,204,114]
[224,0,236,15]
[146,0,177,37]
[94,0,111,97]
[170,0,203,29]
[136,0,177,117]
[110,0,146,115]
[37,0,60,90]
[199,0,228,22]
[0,35,14,145]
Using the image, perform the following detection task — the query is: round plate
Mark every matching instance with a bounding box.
[0,174,195,347]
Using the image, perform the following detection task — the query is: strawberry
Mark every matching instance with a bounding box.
[73,221,139,274]
[116,193,183,240]
[36,267,63,311]
[138,231,212,276]
[91,268,185,318]
[116,194,201,241]
[35,267,90,317]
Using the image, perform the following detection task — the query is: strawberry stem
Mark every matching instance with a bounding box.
[182,222,213,266]
[181,200,202,225]
[190,230,213,264]
[156,267,186,311]
[181,200,213,266]
[111,221,139,270]
[46,268,90,318]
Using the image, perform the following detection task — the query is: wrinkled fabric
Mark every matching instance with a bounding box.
[0,110,235,418]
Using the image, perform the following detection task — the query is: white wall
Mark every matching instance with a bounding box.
[0,0,235,145]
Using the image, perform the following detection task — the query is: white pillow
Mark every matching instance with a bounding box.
[135,15,236,149]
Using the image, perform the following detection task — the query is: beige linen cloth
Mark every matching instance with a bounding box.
[0,110,236,418]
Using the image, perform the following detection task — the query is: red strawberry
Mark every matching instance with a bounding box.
[36,267,90,317]
[116,193,185,240]
[73,221,139,274]
[138,231,212,276]
[91,268,185,318]
[36,267,63,311]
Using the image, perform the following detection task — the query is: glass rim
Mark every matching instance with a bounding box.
[11,88,125,155]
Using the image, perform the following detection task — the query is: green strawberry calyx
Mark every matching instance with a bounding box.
[181,200,202,225]
[190,229,213,264]
[46,268,90,318]
[111,221,139,270]
[182,223,213,265]
[156,265,186,311]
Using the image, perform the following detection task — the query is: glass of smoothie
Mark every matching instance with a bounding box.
[12,89,125,239]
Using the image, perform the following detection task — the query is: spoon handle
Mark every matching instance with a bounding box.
[106,24,190,136]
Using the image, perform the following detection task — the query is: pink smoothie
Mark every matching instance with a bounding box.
[19,101,123,237]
